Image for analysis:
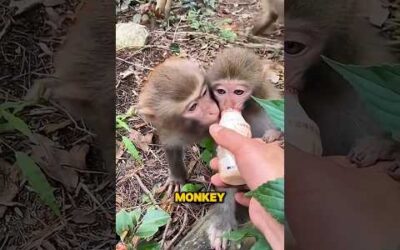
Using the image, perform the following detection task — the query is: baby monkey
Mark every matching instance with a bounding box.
[252,0,284,36]
[137,58,219,191]
[207,47,282,140]
[205,47,282,249]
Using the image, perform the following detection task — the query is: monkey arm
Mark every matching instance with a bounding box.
[165,146,187,184]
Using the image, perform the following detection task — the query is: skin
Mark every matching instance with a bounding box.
[209,124,284,250]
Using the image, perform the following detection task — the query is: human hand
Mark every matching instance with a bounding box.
[208,124,284,250]
[209,124,284,190]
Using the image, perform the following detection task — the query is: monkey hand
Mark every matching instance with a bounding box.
[348,136,395,167]
[157,175,185,196]
[262,129,283,143]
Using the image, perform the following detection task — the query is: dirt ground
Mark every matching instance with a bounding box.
[0,0,114,249]
[116,0,284,248]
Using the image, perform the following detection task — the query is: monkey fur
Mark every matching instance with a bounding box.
[30,0,115,171]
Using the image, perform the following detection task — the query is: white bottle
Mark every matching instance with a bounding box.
[217,109,252,185]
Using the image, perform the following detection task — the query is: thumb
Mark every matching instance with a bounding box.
[209,124,249,154]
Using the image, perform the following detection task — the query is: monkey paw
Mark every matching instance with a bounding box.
[156,177,184,197]
[348,136,395,167]
[262,129,283,143]
[207,216,237,250]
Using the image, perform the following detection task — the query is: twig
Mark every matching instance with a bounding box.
[132,172,161,209]
[0,201,24,207]
[165,212,189,249]
[116,57,153,70]
[160,215,173,248]
[0,19,11,41]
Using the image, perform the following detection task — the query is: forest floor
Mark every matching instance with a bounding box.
[0,0,114,249]
[116,0,283,248]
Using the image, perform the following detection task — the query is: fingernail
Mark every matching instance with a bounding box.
[210,124,222,135]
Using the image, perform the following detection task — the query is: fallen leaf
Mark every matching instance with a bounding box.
[43,120,72,134]
[128,130,153,152]
[70,209,96,224]
[0,159,21,218]
[10,0,42,15]
[30,134,88,191]
[120,66,135,79]
[38,42,53,55]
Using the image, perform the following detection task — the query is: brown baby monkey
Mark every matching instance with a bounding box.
[205,47,283,250]
[252,0,284,36]
[137,58,219,191]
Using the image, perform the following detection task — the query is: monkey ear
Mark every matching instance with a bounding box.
[136,106,157,123]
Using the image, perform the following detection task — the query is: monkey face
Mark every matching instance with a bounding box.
[285,19,327,91]
[182,86,220,126]
[211,79,252,111]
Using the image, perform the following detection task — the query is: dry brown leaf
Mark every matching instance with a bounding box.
[70,209,96,224]
[30,134,89,191]
[0,159,21,218]
[129,130,153,152]
[120,66,135,79]
[264,61,283,84]
[10,0,42,15]
[43,120,72,134]
[38,42,53,55]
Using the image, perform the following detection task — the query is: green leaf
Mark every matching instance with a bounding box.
[122,136,142,162]
[1,109,33,137]
[116,209,134,237]
[200,149,213,165]
[322,56,400,139]
[137,241,161,250]
[15,152,60,216]
[251,97,284,132]
[169,43,180,55]
[251,236,272,250]
[129,208,142,226]
[199,137,215,150]
[116,116,130,131]
[136,208,170,239]
[0,101,33,114]
[218,29,237,42]
[0,122,15,133]
[181,183,203,192]
[225,224,272,250]
[246,178,284,224]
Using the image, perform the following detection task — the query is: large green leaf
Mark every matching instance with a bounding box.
[136,208,170,239]
[1,109,33,137]
[322,56,400,140]
[116,209,133,238]
[225,224,272,250]
[15,152,60,216]
[246,178,284,224]
[137,241,161,250]
[116,208,142,239]
[252,97,284,132]
[181,183,203,192]
[122,136,142,162]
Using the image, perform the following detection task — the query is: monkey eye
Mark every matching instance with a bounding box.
[216,89,226,95]
[234,90,244,95]
[188,103,198,112]
[284,41,306,55]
